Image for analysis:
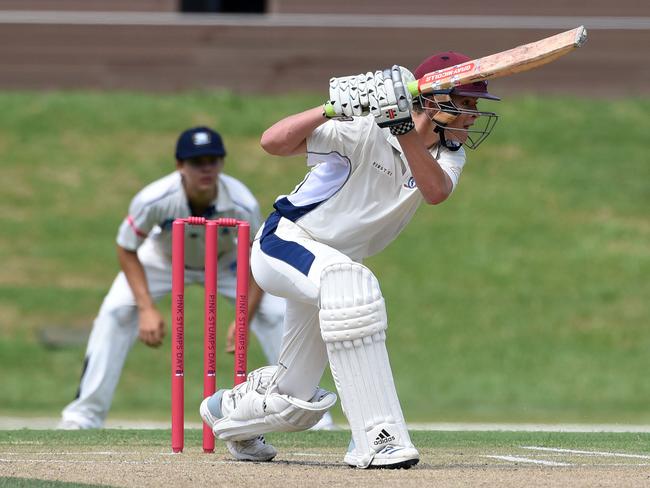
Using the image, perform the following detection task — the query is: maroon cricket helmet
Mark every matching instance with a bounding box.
[414,51,500,100]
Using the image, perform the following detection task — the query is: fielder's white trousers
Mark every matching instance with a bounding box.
[251,213,354,401]
[61,240,285,428]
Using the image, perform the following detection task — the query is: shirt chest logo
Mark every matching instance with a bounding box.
[403,177,417,189]
[372,161,393,177]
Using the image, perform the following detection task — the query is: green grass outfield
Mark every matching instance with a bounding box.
[0,91,648,425]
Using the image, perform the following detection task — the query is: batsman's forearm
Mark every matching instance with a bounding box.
[117,246,155,311]
[397,131,452,205]
[260,106,328,156]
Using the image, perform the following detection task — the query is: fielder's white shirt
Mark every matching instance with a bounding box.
[275,115,466,260]
[117,171,262,269]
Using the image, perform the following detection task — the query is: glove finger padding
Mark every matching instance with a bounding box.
[374,65,415,132]
[391,65,410,112]
[328,77,345,116]
[358,72,371,110]
[370,71,386,117]
[328,72,377,117]
[328,75,357,117]
[347,76,362,116]
[382,68,397,105]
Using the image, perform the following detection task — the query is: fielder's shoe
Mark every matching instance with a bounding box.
[57,419,92,430]
[200,391,277,462]
[309,411,337,431]
[344,439,419,469]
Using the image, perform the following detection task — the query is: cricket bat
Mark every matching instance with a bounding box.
[323,26,587,117]
[410,25,587,96]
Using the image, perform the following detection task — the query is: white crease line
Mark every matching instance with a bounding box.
[0,441,42,445]
[522,446,650,460]
[593,463,650,466]
[485,455,572,466]
[0,451,138,456]
[0,459,164,464]
[408,423,650,433]
[288,452,339,458]
[0,459,231,465]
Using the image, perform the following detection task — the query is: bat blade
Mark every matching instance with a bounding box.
[411,26,588,95]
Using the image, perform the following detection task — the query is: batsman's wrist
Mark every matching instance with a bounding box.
[389,119,415,136]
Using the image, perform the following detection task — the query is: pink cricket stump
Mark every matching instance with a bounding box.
[203,220,217,453]
[171,217,250,454]
[234,223,250,386]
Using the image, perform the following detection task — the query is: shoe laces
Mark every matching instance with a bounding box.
[237,435,267,448]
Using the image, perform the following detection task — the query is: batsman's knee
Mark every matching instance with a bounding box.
[319,262,388,343]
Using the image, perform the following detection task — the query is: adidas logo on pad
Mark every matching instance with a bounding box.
[373,429,396,446]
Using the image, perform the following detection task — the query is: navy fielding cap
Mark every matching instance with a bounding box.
[175,126,226,160]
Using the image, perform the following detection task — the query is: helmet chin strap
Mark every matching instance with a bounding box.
[434,124,462,152]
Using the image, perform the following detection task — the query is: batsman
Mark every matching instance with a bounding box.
[200,52,500,468]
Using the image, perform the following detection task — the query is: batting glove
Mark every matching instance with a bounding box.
[325,65,416,136]
[372,66,415,135]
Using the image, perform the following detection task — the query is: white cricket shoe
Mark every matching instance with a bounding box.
[57,419,89,430]
[309,411,337,431]
[200,392,277,462]
[344,439,419,469]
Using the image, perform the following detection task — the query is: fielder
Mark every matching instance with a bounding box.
[199,53,499,468]
[59,126,334,430]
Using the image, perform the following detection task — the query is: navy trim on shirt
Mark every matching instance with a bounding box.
[260,211,315,276]
[273,197,323,222]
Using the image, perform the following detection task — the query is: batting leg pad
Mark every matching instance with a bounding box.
[319,262,415,468]
[212,366,337,441]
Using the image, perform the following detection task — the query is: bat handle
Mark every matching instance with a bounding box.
[323,102,337,118]
[406,80,421,97]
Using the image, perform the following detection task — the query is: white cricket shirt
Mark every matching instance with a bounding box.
[274,115,466,260]
[117,171,262,269]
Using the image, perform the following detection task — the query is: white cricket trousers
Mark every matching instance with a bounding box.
[61,240,285,428]
[251,213,354,402]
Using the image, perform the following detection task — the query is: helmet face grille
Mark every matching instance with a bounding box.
[460,111,499,150]
[420,94,499,150]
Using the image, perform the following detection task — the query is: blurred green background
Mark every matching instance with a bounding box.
[0,91,648,424]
